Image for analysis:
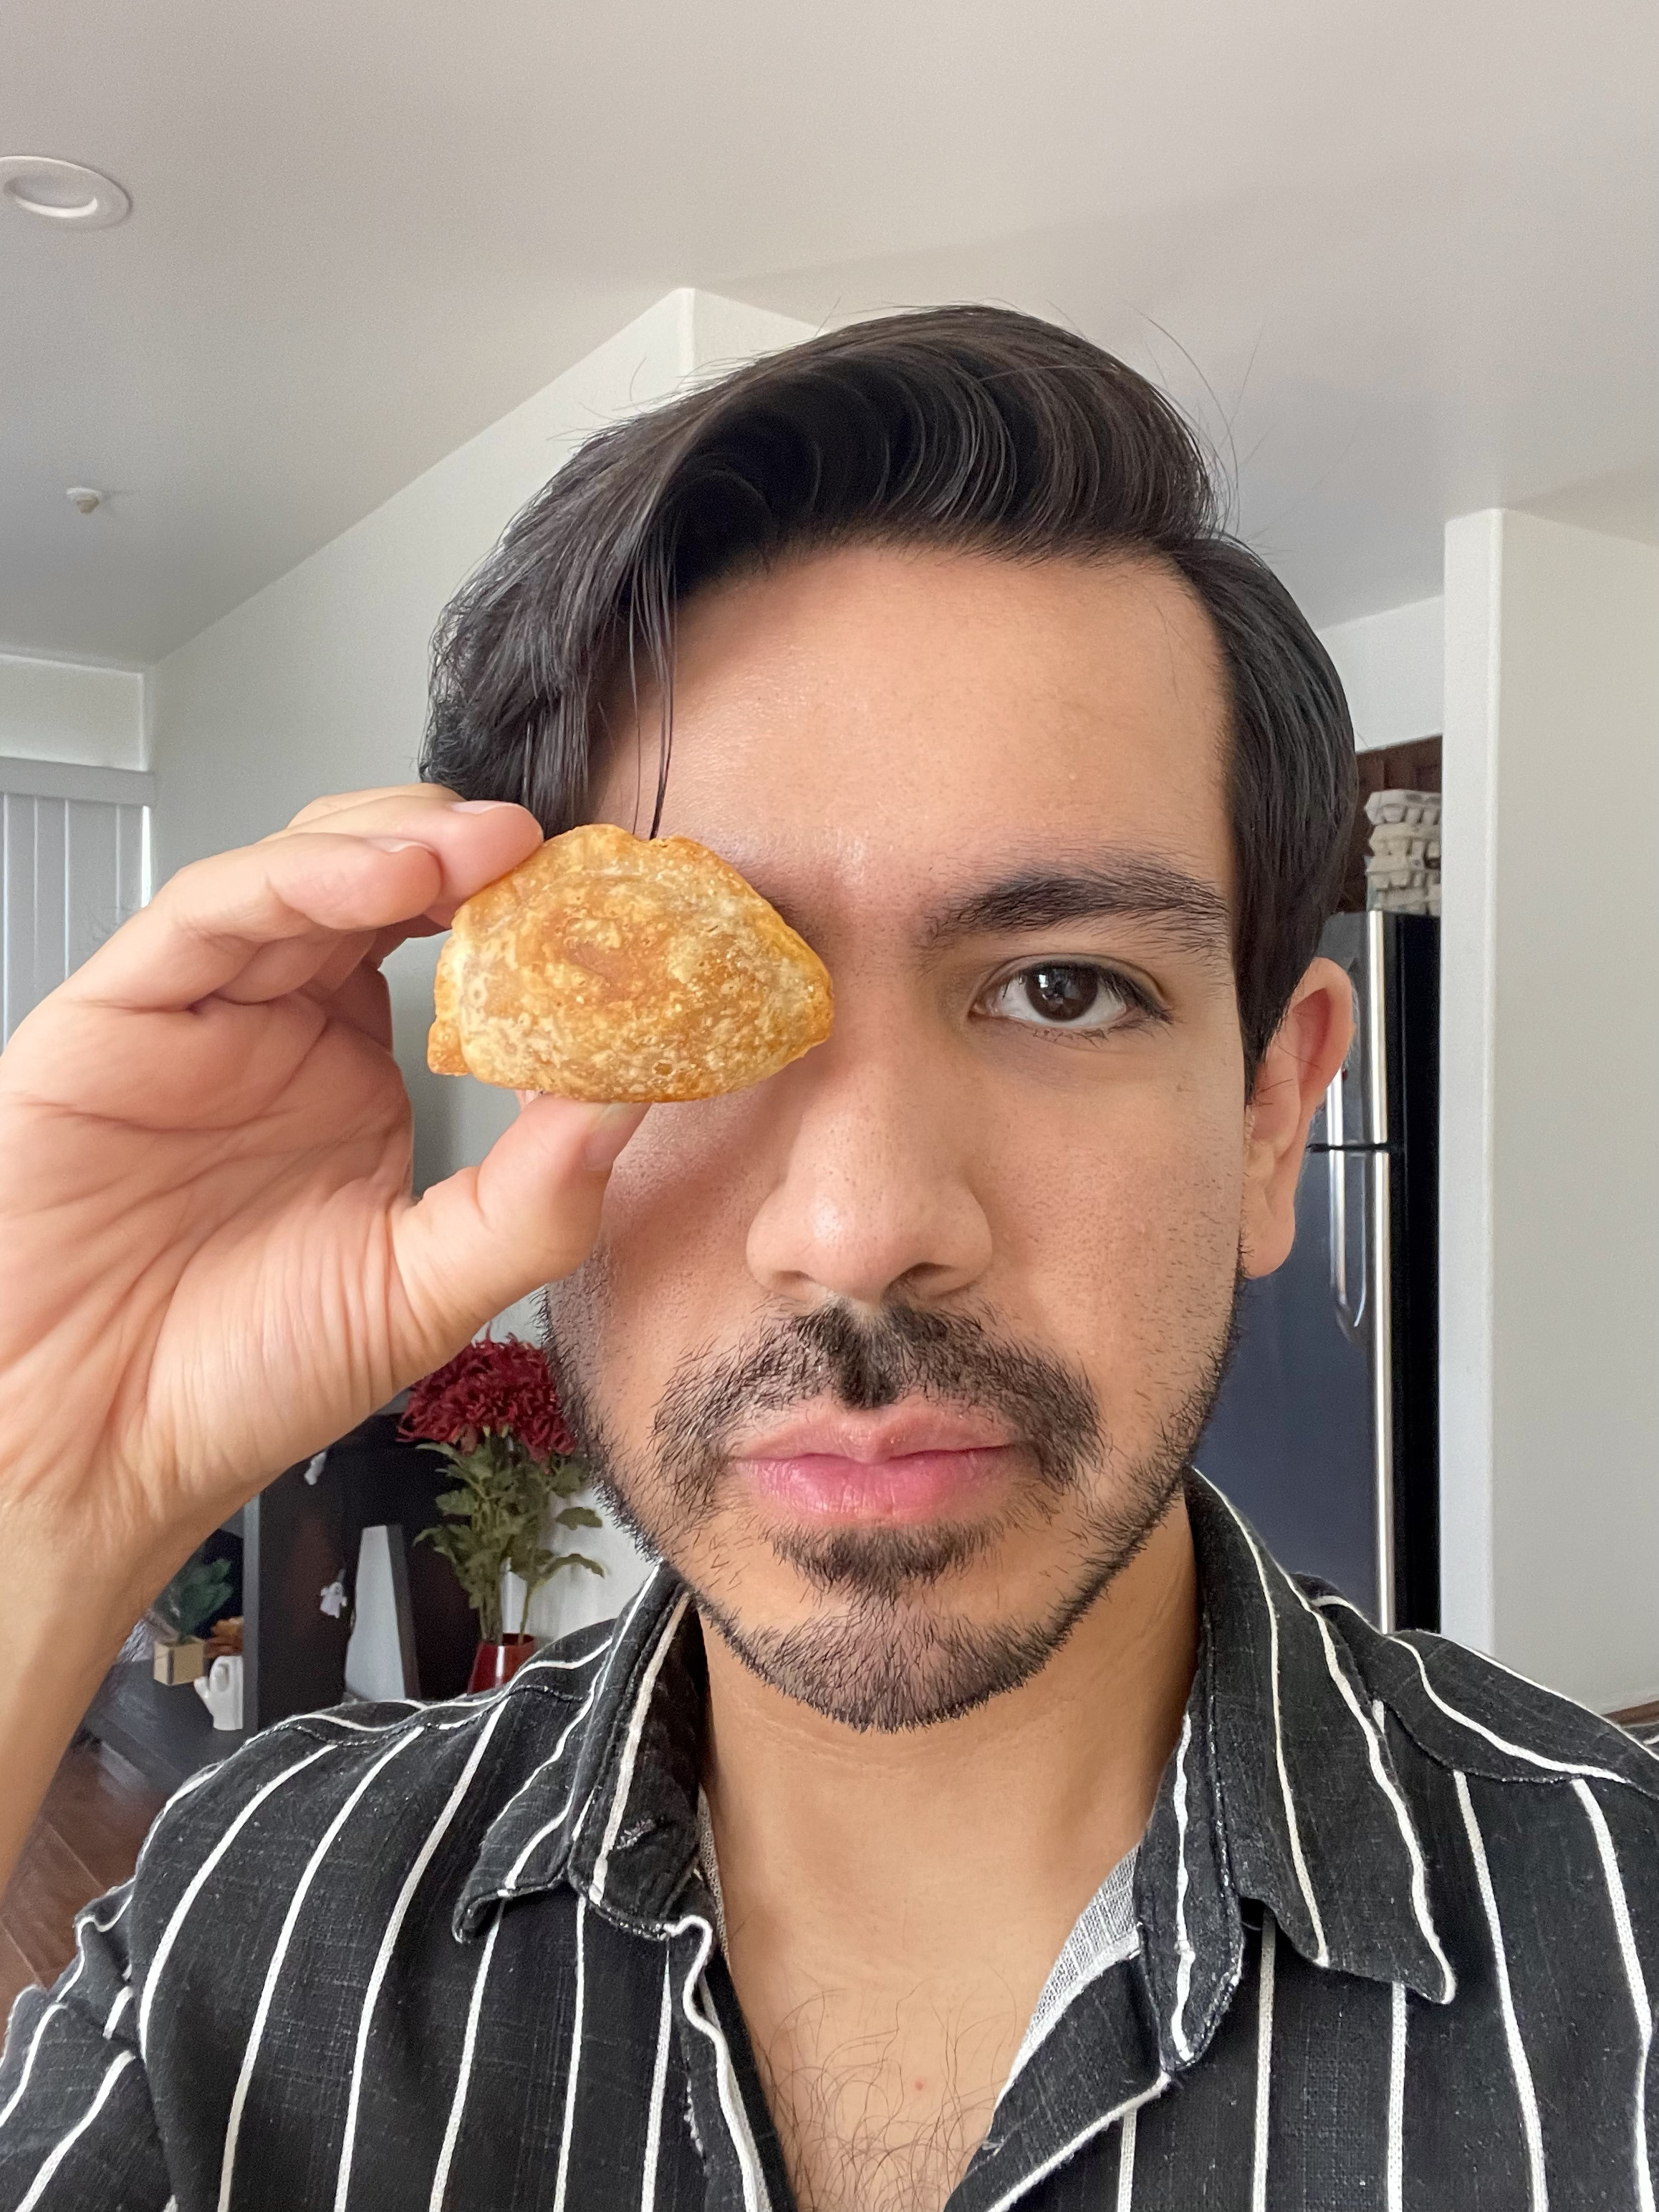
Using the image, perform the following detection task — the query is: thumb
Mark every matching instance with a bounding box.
[390,1097,648,1369]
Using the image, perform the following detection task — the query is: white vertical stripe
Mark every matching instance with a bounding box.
[0,1892,133,2133]
[568,1566,660,1782]
[981,2074,1170,2212]
[640,1946,675,2212]
[1281,1574,1455,1999]
[138,1741,337,2057]
[1215,1495,1329,1964]
[285,1703,421,1733]
[502,1568,666,1890]
[1387,1981,1407,2212]
[1114,2105,1138,2212]
[663,1914,770,2212]
[1454,1770,1548,2211]
[12,2049,135,2212]
[591,1592,691,1904]
[1250,1914,1276,2212]
[1170,1713,1198,2061]
[1572,1779,1655,2212]
[550,1895,587,2212]
[216,1733,418,2212]
[427,1910,503,2212]
[100,1984,133,2041]
[333,1701,510,2211]
[486,1677,603,1814]
[510,1638,612,1683]
[496,1683,611,1883]
[1399,1640,1622,1785]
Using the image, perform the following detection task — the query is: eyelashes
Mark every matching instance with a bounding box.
[974,961,1163,1039]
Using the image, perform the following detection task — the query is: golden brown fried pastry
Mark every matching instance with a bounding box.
[428,822,834,1101]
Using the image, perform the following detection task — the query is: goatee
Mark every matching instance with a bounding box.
[543,1294,1235,1732]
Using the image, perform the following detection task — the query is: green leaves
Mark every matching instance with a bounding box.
[153,1553,235,1640]
[413,1433,606,1643]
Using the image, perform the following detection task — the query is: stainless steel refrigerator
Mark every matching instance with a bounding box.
[1194,911,1440,1630]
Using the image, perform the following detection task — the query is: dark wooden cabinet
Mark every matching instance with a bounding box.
[84,1409,477,1793]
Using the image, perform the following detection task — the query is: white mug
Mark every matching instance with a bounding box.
[193,1653,244,1731]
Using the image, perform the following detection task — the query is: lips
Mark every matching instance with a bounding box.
[733,1405,1020,1524]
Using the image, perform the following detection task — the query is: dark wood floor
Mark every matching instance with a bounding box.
[1,1737,164,2022]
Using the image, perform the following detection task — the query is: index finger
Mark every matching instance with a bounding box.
[278,784,462,834]
[59,801,543,1014]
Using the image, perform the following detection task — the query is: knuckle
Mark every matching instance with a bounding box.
[155,851,222,907]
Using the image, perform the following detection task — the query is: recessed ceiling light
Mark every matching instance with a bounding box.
[0,155,130,229]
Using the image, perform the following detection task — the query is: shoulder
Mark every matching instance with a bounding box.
[1308,1584,1659,1807]
[127,1613,622,1958]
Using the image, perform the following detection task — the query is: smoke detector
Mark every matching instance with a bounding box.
[0,156,130,229]
[66,487,103,515]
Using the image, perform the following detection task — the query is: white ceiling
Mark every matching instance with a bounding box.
[4,0,1654,668]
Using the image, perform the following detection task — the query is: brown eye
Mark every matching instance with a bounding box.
[1022,966,1100,1021]
[980,963,1135,1034]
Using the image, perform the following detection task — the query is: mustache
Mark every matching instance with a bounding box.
[648,1300,1105,1507]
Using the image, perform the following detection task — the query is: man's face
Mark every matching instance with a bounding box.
[544,544,1256,1729]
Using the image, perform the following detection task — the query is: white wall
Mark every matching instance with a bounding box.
[1440,509,1659,1708]
[1317,596,1444,753]
[149,287,815,1644]
[150,288,812,1202]
[0,650,146,771]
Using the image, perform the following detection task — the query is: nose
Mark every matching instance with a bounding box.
[744,1012,994,1314]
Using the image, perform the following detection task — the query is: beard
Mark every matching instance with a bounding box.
[541,1288,1239,1734]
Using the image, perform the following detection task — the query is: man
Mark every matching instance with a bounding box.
[0,309,1653,2212]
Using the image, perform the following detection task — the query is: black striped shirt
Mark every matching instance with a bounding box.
[4,1473,1657,2211]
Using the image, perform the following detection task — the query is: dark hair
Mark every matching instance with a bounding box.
[423,304,1356,1072]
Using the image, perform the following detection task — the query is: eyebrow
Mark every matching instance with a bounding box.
[920,854,1232,963]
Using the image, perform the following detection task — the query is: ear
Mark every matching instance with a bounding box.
[1239,956,1355,1279]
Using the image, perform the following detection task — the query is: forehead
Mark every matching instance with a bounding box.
[593,543,1233,909]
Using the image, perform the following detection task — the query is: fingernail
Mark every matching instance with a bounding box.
[366,836,424,852]
[450,799,516,814]
[580,1102,648,1173]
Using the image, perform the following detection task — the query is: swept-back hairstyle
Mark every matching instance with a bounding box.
[423,304,1356,1072]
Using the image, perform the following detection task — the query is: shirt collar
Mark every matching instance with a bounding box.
[1133,1471,1456,2077]
[456,1563,708,1939]
[458,1473,1459,2052]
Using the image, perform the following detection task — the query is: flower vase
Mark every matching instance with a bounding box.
[468,1632,537,1692]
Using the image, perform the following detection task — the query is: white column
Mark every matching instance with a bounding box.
[1317,595,1444,752]
[1440,509,1659,1708]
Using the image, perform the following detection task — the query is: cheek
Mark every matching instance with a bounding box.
[987,1074,1244,1414]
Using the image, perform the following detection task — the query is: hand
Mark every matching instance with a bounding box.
[0,785,644,1627]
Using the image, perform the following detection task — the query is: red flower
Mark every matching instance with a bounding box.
[400,1335,577,1461]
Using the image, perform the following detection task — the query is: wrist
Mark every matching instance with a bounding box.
[0,1551,138,1688]
[0,1494,164,1668]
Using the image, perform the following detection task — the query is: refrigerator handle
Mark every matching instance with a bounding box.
[1327,1120,1367,1341]
[1370,1148,1397,1632]
[1327,949,1371,1342]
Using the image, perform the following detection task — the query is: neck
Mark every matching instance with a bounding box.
[700,1493,1198,2026]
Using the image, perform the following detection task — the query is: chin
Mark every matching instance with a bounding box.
[693,1511,1138,1733]
[702,1587,1081,1733]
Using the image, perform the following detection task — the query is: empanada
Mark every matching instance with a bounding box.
[428,823,833,1101]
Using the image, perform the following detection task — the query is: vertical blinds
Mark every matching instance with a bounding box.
[0,761,152,1047]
